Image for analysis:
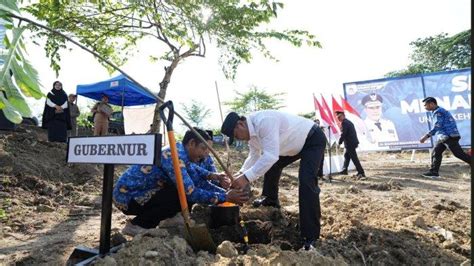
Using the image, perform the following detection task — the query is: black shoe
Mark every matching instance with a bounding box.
[337,170,348,175]
[355,173,366,179]
[422,171,440,178]
[301,238,321,253]
[252,197,280,208]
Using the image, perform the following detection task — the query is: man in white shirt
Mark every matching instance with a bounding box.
[221,110,326,251]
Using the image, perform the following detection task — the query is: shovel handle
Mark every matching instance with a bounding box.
[159,101,175,131]
[159,101,192,223]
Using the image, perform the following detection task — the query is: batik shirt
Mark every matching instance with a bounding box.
[195,155,222,188]
[112,142,227,211]
[427,107,460,140]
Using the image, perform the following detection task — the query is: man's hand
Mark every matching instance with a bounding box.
[210,173,231,189]
[225,189,250,204]
[419,134,430,143]
[231,174,249,190]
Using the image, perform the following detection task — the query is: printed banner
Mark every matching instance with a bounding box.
[422,69,471,147]
[343,68,471,151]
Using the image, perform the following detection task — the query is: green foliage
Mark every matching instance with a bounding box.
[76,111,93,128]
[0,208,6,220]
[224,85,285,114]
[298,111,315,119]
[181,99,211,127]
[385,30,471,77]
[23,0,320,79]
[0,0,44,124]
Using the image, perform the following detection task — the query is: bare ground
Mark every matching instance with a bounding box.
[0,127,471,265]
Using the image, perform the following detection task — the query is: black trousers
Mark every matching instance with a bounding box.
[317,151,324,177]
[430,136,471,173]
[261,126,325,241]
[342,146,364,174]
[124,185,182,228]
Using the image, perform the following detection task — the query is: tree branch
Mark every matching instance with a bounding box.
[6,12,233,179]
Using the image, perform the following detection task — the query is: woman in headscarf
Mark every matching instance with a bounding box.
[42,81,71,142]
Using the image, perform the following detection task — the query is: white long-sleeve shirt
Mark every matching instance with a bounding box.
[239,110,315,182]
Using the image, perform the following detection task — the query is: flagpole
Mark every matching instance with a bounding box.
[328,125,332,182]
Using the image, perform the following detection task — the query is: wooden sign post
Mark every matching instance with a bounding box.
[66,134,162,265]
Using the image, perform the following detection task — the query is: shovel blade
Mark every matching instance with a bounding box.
[184,223,216,253]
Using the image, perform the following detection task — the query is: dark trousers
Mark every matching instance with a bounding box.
[317,152,324,177]
[430,136,471,173]
[124,185,182,228]
[342,146,364,174]
[261,126,325,241]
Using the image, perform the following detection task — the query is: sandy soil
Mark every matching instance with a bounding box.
[0,127,471,265]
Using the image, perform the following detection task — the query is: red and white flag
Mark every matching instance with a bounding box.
[340,95,360,117]
[314,94,340,144]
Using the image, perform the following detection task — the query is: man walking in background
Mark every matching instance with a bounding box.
[335,111,365,179]
[419,97,471,178]
[67,94,80,136]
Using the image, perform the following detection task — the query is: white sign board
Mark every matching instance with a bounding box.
[67,134,161,165]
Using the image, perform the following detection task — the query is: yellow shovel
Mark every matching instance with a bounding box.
[159,101,216,253]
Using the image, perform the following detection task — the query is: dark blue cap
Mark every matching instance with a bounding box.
[221,112,240,145]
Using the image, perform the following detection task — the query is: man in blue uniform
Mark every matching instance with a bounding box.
[113,128,248,236]
[419,97,471,178]
[194,129,231,189]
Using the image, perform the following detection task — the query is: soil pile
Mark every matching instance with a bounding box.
[94,228,347,266]
[0,127,471,265]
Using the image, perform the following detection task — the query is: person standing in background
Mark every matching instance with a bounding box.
[68,94,80,136]
[91,94,112,136]
[42,81,71,142]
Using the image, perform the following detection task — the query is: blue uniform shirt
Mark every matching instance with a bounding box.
[195,155,222,187]
[427,106,460,139]
[112,142,226,211]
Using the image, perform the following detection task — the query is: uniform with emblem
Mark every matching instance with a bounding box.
[196,155,222,187]
[424,102,471,175]
[362,93,399,148]
[112,142,226,228]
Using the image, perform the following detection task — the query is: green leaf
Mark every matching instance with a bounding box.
[1,74,32,117]
[0,93,23,124]
[0,27,25,84]
[11,58,43,99]
[0,0,20,16]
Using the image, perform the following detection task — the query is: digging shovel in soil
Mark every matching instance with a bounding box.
[159,101,216,253]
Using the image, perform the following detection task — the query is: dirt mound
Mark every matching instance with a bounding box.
[0,127,101,184]
[94,228,347,266]
[0,129,470,265]
[368,179,403,191]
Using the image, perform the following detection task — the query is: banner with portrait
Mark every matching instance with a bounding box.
[343,68,471,151]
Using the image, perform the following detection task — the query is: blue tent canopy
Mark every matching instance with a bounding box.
[76,74,157,106]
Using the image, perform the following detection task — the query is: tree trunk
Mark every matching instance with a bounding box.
[151,58,180,133]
